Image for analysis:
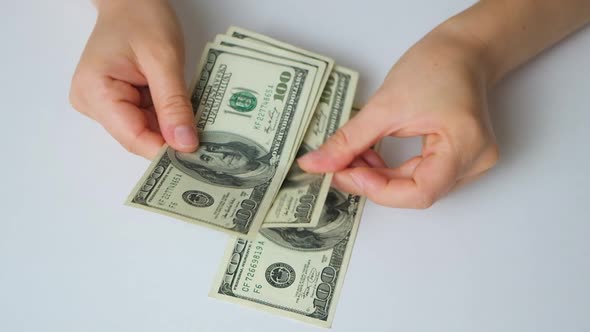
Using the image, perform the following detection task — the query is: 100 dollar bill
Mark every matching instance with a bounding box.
[126,43,318,239]
[214,34,327,133]
[210,186,367,327]
[213,34,329,169]
[263,67,358,228]
[226,26,335,150]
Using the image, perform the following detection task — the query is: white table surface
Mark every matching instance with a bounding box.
[1,1,589,331]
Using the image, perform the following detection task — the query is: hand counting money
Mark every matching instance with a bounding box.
[126,26,368,327]
[127,41,321,238]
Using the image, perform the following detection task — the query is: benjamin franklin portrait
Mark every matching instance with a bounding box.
[168,131,276,188]
[260,189,355,251]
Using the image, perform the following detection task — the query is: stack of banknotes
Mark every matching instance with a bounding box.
[126,26,369,328]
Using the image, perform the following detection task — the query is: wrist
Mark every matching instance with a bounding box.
[442,2,518,87]
[416,19,494,90]
[429,10,502,87]
[434,0,590,87]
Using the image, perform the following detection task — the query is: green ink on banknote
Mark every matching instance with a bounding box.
[230,91,258,112]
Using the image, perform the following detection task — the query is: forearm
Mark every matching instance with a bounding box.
[441,0,590,85]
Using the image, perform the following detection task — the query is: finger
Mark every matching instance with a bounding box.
[137,86,154,108]
[71,70,140,118]
[298,105,390,173]
[333,151,393,192]
[390,156,422,178]
[89,77,164,158]
[335,151,459,209]
[144,108,161,134]
[332,150,387,190]
[333,155,420,190]
[359,149,388,168]
[350,157,370,168]
[332,158,367,192]
[99,101,165,159]
[333,166,403,195]
[140,51,198,152]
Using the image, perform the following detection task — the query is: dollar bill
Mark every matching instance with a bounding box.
[263,66,358,228]
[226,26,334,96]
[126,43,319,239]
[212,34,328,164]
[210,186,367,328]
[226,26,335,149]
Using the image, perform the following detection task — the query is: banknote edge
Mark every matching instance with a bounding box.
[208,236,332,328]
[191,43,321,238]
[208,194,368,328]
[213,34,328,149]
[225,26,335,146]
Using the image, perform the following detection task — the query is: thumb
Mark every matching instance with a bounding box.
[298,106,389,173]
[142,53,198,152]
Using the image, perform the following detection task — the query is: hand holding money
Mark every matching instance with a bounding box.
[69,0,198,158]
[124,26,366,327]
[298,27,500,209]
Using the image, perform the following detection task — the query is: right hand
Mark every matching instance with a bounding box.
[69,0,198,159]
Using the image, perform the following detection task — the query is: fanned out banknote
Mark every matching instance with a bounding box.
[210,186,366,328]
[213,33,329,144]
[263,67,358,228]
[125,26,373,327]
[226,26,335,148]
[210,111,379,327]
[126,42,322,239]
[215,29,359,228]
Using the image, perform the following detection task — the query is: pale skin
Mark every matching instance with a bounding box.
[70,0,590,209]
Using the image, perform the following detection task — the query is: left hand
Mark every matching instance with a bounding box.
[298,23,499,208]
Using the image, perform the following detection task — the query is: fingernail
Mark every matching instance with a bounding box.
[174,125,198,148]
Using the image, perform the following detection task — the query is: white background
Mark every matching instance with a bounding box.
[1,1,589,331]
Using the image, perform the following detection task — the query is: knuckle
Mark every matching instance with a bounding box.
[329,127,352,149]
[69,73,85,112]
[370,194,393,208]
[121,128,150,156]
[68,88,82,112]
[364,99,391,117]
[95,78,114,101]
[122,137,141,156]
[489,143,500,163]
[488,143,500,166]
[481,143,500,170]
[415,190,436,209]
[147,44,179,65]
[122,142,135,155]
[452,112,497,166]
[460,113,487,142]
[447,110,488,147]
[158,93,191,117]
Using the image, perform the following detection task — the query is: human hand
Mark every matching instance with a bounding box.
[69,0,198,159]
[298,24,499,208]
